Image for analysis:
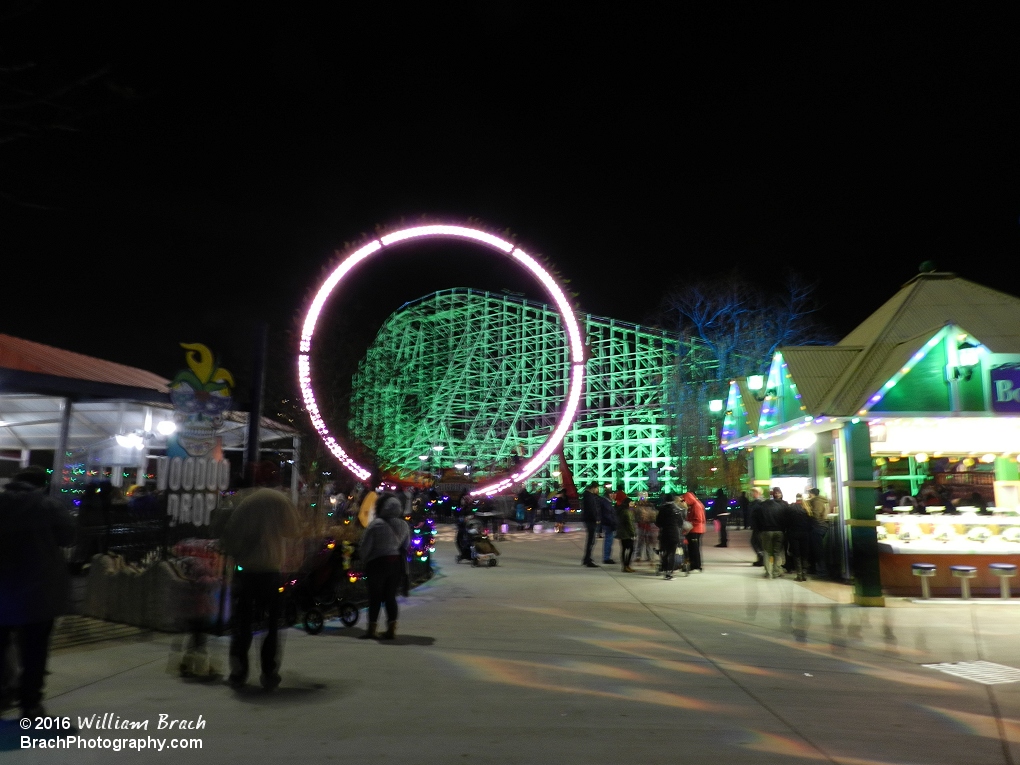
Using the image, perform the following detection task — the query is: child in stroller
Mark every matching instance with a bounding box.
[654,536,690,579]
[455,518,501,567]
[284,538,361,634]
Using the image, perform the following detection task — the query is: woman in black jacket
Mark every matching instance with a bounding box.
[655,496,684,580]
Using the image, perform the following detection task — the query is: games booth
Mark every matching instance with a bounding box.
[720,272,1020,604]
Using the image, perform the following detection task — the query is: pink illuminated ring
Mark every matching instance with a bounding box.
[297,224,585,496]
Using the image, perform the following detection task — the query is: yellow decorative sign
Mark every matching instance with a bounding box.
[162,343,234,527]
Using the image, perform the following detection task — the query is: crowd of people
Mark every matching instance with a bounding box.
[748,486,831,580]
[1,463,836,717]
[2,465,432,716]
[877,483,991,514]
[567,481,834,583]
[578,482,709,578]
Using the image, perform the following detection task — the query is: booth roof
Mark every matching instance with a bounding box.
[0,334,295,452]
[0,333,170,393]
[779,273,1020,418]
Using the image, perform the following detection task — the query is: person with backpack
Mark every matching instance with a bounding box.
[0,466,75,719]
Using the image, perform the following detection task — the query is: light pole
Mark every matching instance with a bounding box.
[432,445,445,481]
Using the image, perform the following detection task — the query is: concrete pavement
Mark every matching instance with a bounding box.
[4,526,1020,764]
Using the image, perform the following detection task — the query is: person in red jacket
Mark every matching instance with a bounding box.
[680,492,706,572]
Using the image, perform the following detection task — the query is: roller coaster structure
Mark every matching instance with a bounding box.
[349,288,720,495]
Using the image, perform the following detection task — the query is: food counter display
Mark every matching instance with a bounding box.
[876,508,1020,596]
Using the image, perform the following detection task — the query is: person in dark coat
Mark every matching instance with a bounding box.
[754,487,788,579]
[358,494,411,640]
[784,498,814,581]
[0,466,74,718]
[655,495,683,580]
[580,482,601,567]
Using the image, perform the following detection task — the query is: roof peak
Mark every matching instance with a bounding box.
[900,270,958,288]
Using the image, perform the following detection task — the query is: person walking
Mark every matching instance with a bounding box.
[221,487,299,691]
[600,486,617,564]
[580,482,600,567]
[0,466,74,719]
[615,495,636,572]
[358,493,411,640]
[680,491,706,572]
[655,495,683,580]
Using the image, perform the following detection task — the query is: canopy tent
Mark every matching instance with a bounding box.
[0,334,299,499]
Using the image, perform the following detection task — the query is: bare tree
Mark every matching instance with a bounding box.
[663,271,827,382]
[659,271,831,492]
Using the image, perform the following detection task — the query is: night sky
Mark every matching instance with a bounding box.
[3,3,1018,389]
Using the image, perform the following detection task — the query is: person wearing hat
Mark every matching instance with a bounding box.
[0,466,74,719]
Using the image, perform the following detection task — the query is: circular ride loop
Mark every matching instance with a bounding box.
[297,224,585,495]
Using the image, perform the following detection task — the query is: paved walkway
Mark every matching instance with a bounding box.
[4,527,1020,764]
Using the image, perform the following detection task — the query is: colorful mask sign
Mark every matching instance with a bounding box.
[156,455,231,527]
[161,343,234,527]
[168,343,234,457]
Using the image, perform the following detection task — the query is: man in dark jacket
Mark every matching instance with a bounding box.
[753,487,788,579]
[580,482,601,567]
[0,466,74,719]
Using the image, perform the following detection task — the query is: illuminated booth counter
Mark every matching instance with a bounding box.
[877,511,1020,596]
[720,272,1020,605]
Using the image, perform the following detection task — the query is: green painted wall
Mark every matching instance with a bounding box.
[872,341,949,413]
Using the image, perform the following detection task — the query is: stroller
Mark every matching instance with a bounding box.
[456,519,501,567]
[654,537,690,578]
[283,538,362,634]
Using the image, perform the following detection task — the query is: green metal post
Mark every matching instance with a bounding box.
[752,446,771,492]
[843,420,884,606]
[995,456,1019,483]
